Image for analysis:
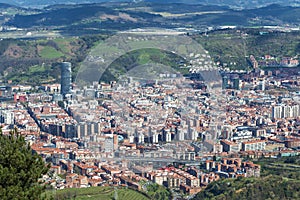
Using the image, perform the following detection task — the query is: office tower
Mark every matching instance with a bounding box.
[232,77,240,90]
[222,76,228,89]
[61,62,72,96]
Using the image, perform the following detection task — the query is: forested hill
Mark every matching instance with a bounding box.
[194,156,300,200]
[4,3,300,35]
[1,29,300,85]
[193,175,300,200]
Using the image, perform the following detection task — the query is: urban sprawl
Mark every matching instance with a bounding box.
[1,57,300,196]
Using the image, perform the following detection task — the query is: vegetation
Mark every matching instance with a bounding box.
[0,35,107,85]
[102,48,188,82]
[193,176,300,200]
[146,183,172,200]
[1,29,299,85]
[0,128,49,200]
[4,3,300,34]
[44,186,150,200]
[194,156,300,200]
[194,29,300,69]
[255,155,300,179]
[38,46,64,59]
[43,182,172,200]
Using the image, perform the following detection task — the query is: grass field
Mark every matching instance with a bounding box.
[44,186,150,200]
[254,156,300,180]
[39,46,64,59]
[29,65,46,74]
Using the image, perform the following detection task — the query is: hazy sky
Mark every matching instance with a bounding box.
[1,0,299,8]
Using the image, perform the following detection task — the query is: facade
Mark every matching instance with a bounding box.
[242,140,266,151]
[220,140,240,153]
[0,110,14,125]
[272,105,300,119]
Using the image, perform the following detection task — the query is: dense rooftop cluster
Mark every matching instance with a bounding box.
[0,65,300,197]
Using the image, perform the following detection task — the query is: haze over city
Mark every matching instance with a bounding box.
[0,0,300,199]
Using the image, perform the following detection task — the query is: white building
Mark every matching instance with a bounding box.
[0,110,14,125]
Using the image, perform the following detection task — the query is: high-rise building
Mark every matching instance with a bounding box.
[222,76,228,89]
[232,77,240,90]
[60,62,72,96]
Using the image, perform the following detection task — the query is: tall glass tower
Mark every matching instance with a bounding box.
[232,77,240,90]
[222,76,228,89]
[60,62,72,96]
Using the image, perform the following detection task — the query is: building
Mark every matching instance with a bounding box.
[0,110,14,125]
[272,105,300,119]
[272,105,282,119]
[284,139,300,148]
[232,77,240,90]
[259,80,265,91]
[242,140,266,151]
[222,76,228,89]
[61,62,72,96]
[0,86,12,98]
[221,140,240,153]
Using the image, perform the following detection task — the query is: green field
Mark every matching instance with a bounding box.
[29,65,46,74]
[254,156,300,179]
[44,186,150,200]
[39,46,64,59]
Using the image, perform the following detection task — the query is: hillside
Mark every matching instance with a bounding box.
[44,186,150,200]
[0,35,107,84]
[193,29,300,69]
[194,156,300,200]
[43,183,171,200]
[3,3,300,36]
[1,29,300,85]
[193,176,300,200]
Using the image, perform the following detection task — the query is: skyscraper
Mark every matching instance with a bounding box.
[60,62,72,96]
[222,76,228,89]
[232,77,240,90]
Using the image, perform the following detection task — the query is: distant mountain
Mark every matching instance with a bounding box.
[6,3,300,34]
[0,3,18,8]
[0,0,300,8]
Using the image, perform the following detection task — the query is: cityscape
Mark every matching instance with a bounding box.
[0,1,300,200]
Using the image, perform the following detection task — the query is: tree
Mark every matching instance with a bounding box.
[0,128,50,200]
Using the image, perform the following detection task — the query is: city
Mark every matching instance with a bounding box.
[1,48,300,198]
[0,1,300,200]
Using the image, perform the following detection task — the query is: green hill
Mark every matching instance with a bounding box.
[1,29,300,85]
[194,156,300,200]
[194,29,300,69]
[193,175,300,200]
[0,34,107,85]
[44,186,150,200]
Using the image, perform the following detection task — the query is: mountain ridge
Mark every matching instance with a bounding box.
[5,3,300,33]
[1,0,300,9]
